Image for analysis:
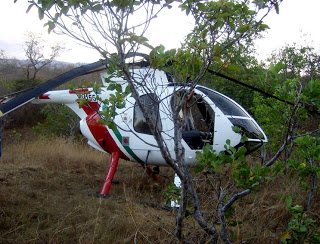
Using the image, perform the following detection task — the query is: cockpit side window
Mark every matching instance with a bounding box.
[133,94,161,135]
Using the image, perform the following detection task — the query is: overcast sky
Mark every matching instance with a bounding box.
[1,0,319,63]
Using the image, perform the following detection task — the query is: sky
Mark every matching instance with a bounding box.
[0,0,320,64]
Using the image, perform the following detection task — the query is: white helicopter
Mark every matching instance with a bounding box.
[0,54,267,197]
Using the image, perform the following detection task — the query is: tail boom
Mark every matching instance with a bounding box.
[32,88,100,119]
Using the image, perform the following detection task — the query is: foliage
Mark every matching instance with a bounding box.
[251,44,320,243]
[22,0,168,60]
[269,44,320,80]
[281,197,320,244]
[194,137,272,242]
[252,94,288,151]
[195,140,263,189]
[252,45,320,151]
[0,32,64,93]
[4,78,41,92]
[97,75,131,130]
[302,78,320,110]
[163,182,181,206]
[33,104,80,138]
[290,136,320,187]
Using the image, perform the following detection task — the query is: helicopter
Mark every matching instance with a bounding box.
[0,54,267,199]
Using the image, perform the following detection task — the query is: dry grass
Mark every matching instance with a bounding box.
[0,132,178,243]
[0,130,319,243]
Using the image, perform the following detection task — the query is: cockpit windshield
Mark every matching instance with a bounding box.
[196,86,249,117]
[228,118,264,140]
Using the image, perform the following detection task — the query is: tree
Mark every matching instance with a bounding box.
[22,31,65,82]
[20,0,283,242]
[0,50,5,80]
[251,44,320,243]
[269,44,320,81]
[4,32,65,92]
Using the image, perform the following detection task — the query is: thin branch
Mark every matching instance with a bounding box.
[221,182,261,213]
[264,136,292,167]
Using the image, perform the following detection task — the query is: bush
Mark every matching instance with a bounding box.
[33,104,80,139]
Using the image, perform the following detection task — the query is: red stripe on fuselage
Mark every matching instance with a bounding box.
[39,94,50,99]
[86,112,129,160]
[69,88,89,94]
[82,102,100,115]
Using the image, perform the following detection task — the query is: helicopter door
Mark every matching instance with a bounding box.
[182,93,215,150]
[129,93,165,164]
[133,93,162,135]
[171,91,215,151]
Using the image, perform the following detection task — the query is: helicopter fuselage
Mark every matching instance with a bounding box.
[32,68,267,167]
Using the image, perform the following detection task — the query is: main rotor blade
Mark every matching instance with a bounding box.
[0,60,109,117]
[0,52,150,117]
[207,69,294,106]
[207,68,320,115]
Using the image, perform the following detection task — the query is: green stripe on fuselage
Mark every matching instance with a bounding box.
[112,129,144,164]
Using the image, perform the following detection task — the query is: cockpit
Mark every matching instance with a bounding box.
[174,86,267,153]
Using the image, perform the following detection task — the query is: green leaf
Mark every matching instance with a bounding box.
[214,44,221,57]
[274,2,280,14]
[299,225,308,233]
[232,126,240,133]
[240,136,248,143]
[286,196,293,209]
[107,83,116,90]
[116,102,126,109]
[259,23,269,31]
[291,204,303,213]
[125,85,131,94]
[197,2,207,11]
[107,123,117,130]
[312,234,320,242]
[38,9,44,20]
[26,3,34,13]
[270,62,284,74]
[115,84,122,93]
[237,25,247,34]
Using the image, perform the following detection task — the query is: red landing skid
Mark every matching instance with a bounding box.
[100,152,120,195]
[99,152,159,196]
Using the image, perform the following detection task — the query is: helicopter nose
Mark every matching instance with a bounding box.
[196,86,267,154]
[228,117,267,153]
[228,118,266,141]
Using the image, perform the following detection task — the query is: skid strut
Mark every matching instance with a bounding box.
[100,152,120,195]
[171,173,181,208]
[145,165,159,181]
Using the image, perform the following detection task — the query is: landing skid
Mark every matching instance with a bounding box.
[92,153,180,209]
[99,152,120,196]
[96,152,159,197]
